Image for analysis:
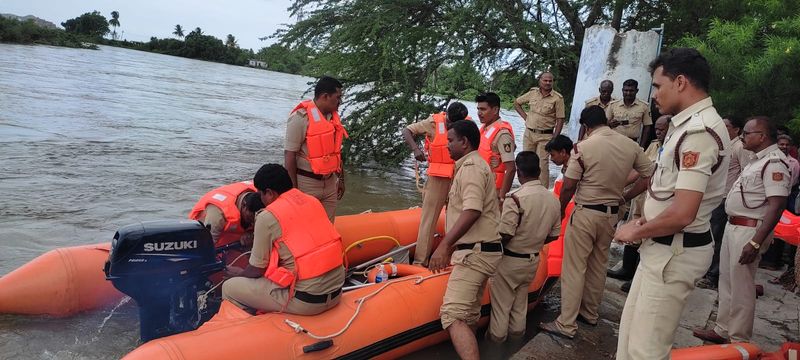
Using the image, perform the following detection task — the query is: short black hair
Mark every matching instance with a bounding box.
[515,151,541,178]
[649,48,711,92]
[723,115,745,130]
[475,92,501,108]
[447,102,469,122]
[778,134,793,144]
[243,192,265,212]
[448,120,480,150]
[581,105,608,128]
[253,164,293,195]
[622,79,638,88]
[314,76,343,99]
[747,116,779,142]
[545,134,574,153]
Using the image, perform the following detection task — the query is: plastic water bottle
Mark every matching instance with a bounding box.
[375,265,388,283]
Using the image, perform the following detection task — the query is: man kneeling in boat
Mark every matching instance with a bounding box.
[222,164,346,315]
[488,151,561,342]
[429,120,503,360]
[189,181,264,248]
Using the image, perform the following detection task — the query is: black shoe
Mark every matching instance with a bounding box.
[607,268,633,281]
[620,281,631,293]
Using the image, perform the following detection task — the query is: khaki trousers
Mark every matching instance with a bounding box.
[523,129,552,188]
[616,237,713,360]
[413,176,451,266]
[440,246,502,329]
[714,224,770,342]
[222,276,339,315]
[488,254,539,342]
[554,206,617,336]
[297,173,339,222]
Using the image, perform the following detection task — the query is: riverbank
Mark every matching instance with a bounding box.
[0,16,97,49]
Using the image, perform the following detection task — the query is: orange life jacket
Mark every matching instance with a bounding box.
[424,112,455,178]
[479,120,515,190]
[292,100,349,175]
[264,188,344,293]
[188,181,257,246]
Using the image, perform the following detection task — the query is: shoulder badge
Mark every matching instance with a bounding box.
[503,143,512,153]
[682,151,700,168]
[773,172,785,181]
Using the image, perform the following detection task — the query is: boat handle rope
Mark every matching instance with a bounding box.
[284,270,452,340]
[342,236,402,269]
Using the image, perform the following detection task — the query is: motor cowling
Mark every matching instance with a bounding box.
[104,220,224,342]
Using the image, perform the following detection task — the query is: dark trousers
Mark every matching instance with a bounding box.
[705,200,728,284]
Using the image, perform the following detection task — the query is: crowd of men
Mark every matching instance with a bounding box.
[184,47,797,360]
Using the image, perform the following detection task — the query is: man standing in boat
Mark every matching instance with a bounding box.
[401,102,469,266]
[284,76,348,222]
[223,164,345,315]
[614,48,731,359]
[488,151,561,343]
[476,92,516,200]
[514,72,565,188]
[694,116,790,344]
[429,120,503,360]
[539,106,653,339]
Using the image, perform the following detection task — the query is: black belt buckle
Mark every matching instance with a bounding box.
[652,231,712,248]
[297,168,331,181]
[295,288,341,304]
[503,248,538,259]
[456,242,502,252]
[582,204,619,214]
[527,127,554,134]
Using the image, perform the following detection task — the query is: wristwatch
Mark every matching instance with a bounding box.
[749,240,761,250]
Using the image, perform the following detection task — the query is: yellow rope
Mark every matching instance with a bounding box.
[342,235,402,269]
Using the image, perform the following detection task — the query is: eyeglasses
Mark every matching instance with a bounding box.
[741,130,763,136]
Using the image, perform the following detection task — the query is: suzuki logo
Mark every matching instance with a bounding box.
[143,241,198,252]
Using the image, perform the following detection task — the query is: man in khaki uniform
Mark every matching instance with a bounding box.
[402,102,469,266]
[488,151,561,342]
[514,72,566,188]
[697,116,752,289]
[606,79,652,147]
[477,92,516,199]
[284,76,346,222]
[428,120,503,360]
[223,164,345,315]
[615,48,731,360]
[579,80,615,140]
[538,105,654,339]
[694,117,790,343]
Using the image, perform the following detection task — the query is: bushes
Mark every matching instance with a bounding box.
[0,16,93,48]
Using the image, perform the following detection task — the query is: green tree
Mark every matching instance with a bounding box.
[173,24,185,38]
[225,34,238,48]
[191,27,203,36]
[255,43,314,75]
[61,11,109,38]
[108,11,120,40]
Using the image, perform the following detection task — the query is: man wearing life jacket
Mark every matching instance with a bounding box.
[222,164,346,315]
[401,102,469,266]
[476,92,516,201]
[284,76,347,222]
[188,181,264,247]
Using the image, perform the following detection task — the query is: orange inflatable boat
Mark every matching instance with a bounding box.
[0,208,446,317]
[671,342,800,360]
[122,246,557,360]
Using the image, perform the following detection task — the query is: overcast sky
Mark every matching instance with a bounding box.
[2,0,294,50]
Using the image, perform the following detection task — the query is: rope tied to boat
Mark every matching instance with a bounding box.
[196,250,252,316]
[283,270,452,340]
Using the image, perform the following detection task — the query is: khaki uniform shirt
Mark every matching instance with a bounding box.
[725,144,791,219]
[514,88,565,130]
[644,97,731,233]
[584,96,616,110]
[725,137,752,194]
[499,180,561,254]
[285,108,335,173]
[605,99,652,140]
[447,150,501,245]
[630,140,662,217]
[564,127,654,205]
[405,114,436,140]
[249,209,345,294]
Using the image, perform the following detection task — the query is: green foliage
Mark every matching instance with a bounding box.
[255,44,315,75]
[103,32,255,66]
[61,11,109,39]
[173,24,185,38]
[109,11,120,40]
[677,0,800,132]
[0,16,95,48]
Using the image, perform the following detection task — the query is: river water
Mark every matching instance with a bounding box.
[0,44,554,359]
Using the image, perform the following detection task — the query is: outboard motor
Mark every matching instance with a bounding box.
[104,220,225,342]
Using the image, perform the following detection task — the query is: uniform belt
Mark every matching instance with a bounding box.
[503,248,539,259]
[297,168,332,181]
[456,242,502,252]
[652,231,712,248]
[729,216,759,227]
[581,204,619,214]
[295,288,341,304]
[527,128,554,134]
